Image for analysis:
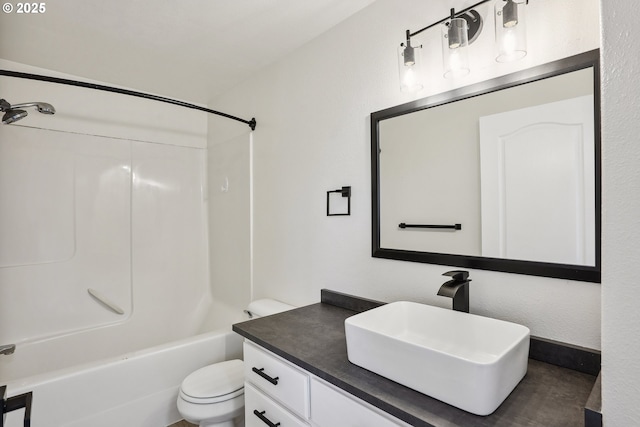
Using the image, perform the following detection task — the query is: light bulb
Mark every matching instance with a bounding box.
[495,0,527,62]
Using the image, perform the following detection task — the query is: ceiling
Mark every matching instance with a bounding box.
[0,0,375,103]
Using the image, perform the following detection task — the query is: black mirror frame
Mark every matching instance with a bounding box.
[371,49,601,283]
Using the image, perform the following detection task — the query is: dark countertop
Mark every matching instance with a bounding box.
[233,300,597,427]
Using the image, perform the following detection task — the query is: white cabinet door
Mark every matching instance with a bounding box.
[310,378,409,427]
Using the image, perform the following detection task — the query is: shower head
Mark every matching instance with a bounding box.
[0,98,56,124]
[11,102,56,115]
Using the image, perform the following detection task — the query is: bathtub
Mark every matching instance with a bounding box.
[2,328,243,427]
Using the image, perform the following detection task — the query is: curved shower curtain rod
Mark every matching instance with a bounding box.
[0,69,257,130]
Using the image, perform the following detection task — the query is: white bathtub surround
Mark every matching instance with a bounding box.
[0,61,212,381]
[0,133,211,381]
[203,133,253,332]
[0,126,132,350]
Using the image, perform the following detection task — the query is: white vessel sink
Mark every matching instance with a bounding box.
[345,301,530,415]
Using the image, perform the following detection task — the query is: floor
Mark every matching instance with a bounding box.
[168,421,197,427]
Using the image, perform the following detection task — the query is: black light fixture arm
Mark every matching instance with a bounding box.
[407,0,493,38]
[0,69,257,131]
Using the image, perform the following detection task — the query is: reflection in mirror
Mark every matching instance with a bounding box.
[372,50,600,282]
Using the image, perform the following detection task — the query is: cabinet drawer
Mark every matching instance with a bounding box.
[244,341,310,418]
[310,378,408,427]
[245,382,310,427]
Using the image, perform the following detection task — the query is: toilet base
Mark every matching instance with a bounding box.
[177,393,244,427]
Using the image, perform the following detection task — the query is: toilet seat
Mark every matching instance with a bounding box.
[179,359,244,404]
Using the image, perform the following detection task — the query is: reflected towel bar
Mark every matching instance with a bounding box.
[399,223,462,230]
[87,288,125,315]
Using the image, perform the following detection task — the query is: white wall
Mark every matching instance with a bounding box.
[208,0,602,352]
[600,1,640,425]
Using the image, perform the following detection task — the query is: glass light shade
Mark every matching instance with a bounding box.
[442,18,470,79]
[495,0,527,62]
[398,42,424,92]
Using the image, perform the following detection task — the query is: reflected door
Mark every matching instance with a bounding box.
[479,95,595,265]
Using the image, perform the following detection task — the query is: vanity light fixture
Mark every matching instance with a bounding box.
[398,30,425,92]
[495,0,528,62]
[442,11,471,78]
[397,0,529,90]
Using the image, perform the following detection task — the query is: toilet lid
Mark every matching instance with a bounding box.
[179,359,244,404]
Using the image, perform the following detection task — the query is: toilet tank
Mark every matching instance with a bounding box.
[246,299,295,318]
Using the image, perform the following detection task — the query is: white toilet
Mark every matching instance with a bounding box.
[176,299,295,427]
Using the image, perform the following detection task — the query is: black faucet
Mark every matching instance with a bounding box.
[437,270,471,313]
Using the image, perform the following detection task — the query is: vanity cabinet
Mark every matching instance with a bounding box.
[243,341,409,427]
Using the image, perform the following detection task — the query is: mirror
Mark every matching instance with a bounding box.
[371,50,601,282]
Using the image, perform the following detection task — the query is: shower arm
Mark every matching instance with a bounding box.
[0,69,257,130]
[9,102,41,109]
